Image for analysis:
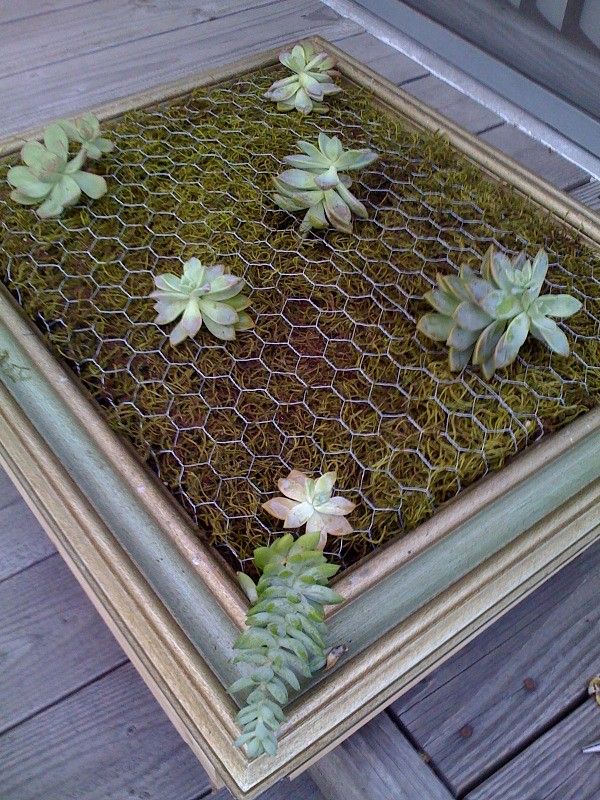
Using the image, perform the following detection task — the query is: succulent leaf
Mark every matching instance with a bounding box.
[274,133,377,236]
[230,531,343,759]
[150,258,253,345]
[58,113,114,159]
[264,42,342,115]
[7,119,110,218]
[417,246,581,376]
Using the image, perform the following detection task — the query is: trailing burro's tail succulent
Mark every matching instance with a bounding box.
[417,245,582,379]
[229,531,343,758]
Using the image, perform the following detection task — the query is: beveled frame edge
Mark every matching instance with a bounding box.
[1,36,600,798]
[0,382,243,792]
[1,34,599,613]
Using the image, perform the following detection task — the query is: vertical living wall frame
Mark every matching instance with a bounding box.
[0,37,599,798]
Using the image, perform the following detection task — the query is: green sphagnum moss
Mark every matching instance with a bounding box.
[0,65,598,573]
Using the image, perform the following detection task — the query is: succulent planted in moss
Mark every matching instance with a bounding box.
[418,246,582,378]
[264,42,341,115]
[274,133,378,235]
[58,113,114,159]
[7,123,108,219]
[230,531,343,758]
[151,257,254,346]
[262,469,356,549]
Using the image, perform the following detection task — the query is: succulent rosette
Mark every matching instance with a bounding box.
[264,42,341,115]
[7,123,108,219]
[274,133,377,235]
[263,469,356,549]
[58,113,114,159]
[151,257,254,346]
[417,245,582,378]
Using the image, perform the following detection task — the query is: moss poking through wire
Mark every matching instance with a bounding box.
[0,65,599,575]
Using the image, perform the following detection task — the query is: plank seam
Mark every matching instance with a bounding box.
[0,0,95,26]
[0,550,57,587]
[0,657,129,738]
[457,689,590,798]
[384,708,457,798]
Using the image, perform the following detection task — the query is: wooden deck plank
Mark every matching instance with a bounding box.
[569,179,600,211]
[0,662,212,800]
[309,713,453,800]
[478,123,588,190]
[212,773,325,800]
[0,0,93,25]
[0,497,56,583]
[0,553,126,734]
[0,0,360,137]
[401,74,502,133]
[0,465,22,510]
[336,31,429,84]
[466,700,600,800]
[390,537,600,795]
[0,0,213,79]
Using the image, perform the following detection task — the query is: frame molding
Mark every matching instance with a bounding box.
[1,37,600,798]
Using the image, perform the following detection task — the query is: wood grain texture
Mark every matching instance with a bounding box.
[0,553,126,734]
[0,0,92,25]
[213,773,325,800]
[336,31,428,84]
[0,0,360,136]
[466,700,600,800]
[0,663,212,800]
[390,537,600,795]
[309,713,453,800]
[401,74,502,133]
[0,0,212,79]
[570,179,600,211]
[0,497,55,582]
[479,123,588,191]
[0,466,21,510]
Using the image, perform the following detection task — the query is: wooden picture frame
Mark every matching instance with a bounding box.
[1,37,600,798]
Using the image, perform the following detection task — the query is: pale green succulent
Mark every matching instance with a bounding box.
[151,257,254,346]
[58,113,114,159]
[417,246,582,378]
[7,123,108,218]
[230,531,343,758]
[274,133,378,235]
[264,42,341,115]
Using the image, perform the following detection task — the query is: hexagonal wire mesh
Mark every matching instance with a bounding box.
[1,64,599,574]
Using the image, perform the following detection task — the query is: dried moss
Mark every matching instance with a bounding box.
[0,65,599,574]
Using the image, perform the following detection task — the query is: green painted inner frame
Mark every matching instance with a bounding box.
[0,64,599,576]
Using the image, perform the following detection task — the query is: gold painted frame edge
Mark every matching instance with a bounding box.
[1,35,600,798]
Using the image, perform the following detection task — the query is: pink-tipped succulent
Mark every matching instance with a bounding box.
[262,469,356,549]
[274,132,377,236]
[151,257,253,346]
[264,42,341,115]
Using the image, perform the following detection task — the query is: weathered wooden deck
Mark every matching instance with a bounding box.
[1,2,600,798]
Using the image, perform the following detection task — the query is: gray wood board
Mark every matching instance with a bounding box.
[213,773,325,800]
[0,496,56,583]
[336,31,429,84]
[0,662,212,800]
[0,0,213,79]
[0,553,126,734]
[390,536,600,795]
[309,712,453,800]
[401,73,502,133]
[479,123,589,191]
[569,179,600,211]
[466,699,600,800]
[0,465,22,510]
[0,0,360,136]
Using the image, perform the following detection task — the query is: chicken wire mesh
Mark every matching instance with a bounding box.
[1,64,599,574]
